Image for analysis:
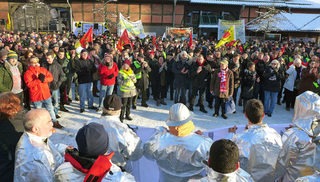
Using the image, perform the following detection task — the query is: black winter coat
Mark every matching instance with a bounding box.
[132,60,151,90]
[172,59,190,89]
[242,69,256,99]
[263,66,283,92]
[42,61,65,90]
[255,60,267,80]
[189,61,210,89]
[0,119,22,182]
[74,58,96,84]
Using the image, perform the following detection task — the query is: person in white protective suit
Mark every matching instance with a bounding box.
[54,122,136,182]
[190,139,254,182]
[86,94,143,172]
[14,109,66,182]
[227,99,282,182]
[275,91,320,182]
[143,103,213,182]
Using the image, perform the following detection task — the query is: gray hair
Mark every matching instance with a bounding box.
[24,109,48,132]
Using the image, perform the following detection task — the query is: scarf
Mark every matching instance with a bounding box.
[218,68,228,93]
[6,61,22,94]
[196,58,205,66]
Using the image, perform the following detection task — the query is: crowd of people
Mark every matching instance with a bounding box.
[0,30,320,182]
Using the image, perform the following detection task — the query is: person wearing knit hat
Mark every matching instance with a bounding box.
[132,52,151,108]
[144,103,213,182]
[0,50,24,103]
[210,57,234,119]
[86,94,143,172]
[118,59,136,122]
[54,122,136,181]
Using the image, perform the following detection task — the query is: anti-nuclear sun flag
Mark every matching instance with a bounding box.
[215,25,235,49]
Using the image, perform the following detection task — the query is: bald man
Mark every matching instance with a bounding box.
[14,109,67,182]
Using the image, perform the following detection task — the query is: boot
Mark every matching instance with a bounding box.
[221,114,228,119]
[126,115,133,120]
[277,98,281,105]
[160,99,167,105]
[60,104,69,112]
[200,105,207,113]
[120,110,125,122]
[156,99,161,106]
[238,99,242,106]
[141,102,149,107]
[53,121,64,129]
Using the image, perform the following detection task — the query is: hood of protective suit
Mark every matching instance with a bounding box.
[293,91,320,137]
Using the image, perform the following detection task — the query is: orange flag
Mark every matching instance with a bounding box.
[117,29,131,52]
[80,27,93,48]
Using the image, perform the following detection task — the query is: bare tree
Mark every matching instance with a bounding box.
[92,0,118,29]
[246,6,286,33]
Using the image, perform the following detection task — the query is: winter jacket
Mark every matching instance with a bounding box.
[255,60,267,81]
[99,62,119,86]
[132,60,151,90]
[283,65,297,91]
[210,69,234,99]
[14,132,65,182]
[172,58,190,89]
[263,66,283,93]
[0,61,23,92]
[87,116,143,168]
[56,57,70,81]
[189,61,210,89]
[118,68,137,98]
[54,149,135,182]
[299,68,318,94]
[149,59,167,87]
[241,69,256,99]
[0,119,22,182]
[229,61,241,88]
[42,61,65,91]
[74,58,96,84]
[24,66,53,102]
[144,128,213,182]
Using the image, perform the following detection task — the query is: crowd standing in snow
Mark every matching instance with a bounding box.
[0,31,320,181]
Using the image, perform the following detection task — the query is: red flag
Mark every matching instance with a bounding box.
[117,29,131,52]
[80,27,93,48]
[188,32,193,48]
[280,45,286,56]
[152,34,156,45]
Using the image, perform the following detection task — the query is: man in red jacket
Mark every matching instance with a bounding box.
[97,53,119,112]
[24,56,63,128]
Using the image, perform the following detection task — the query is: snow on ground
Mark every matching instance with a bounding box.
[50,91,294,146]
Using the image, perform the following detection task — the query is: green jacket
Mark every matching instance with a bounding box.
[0,61,23,92]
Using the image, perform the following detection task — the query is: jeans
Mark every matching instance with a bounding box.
[32,97,57,122]
[98,84,114,109]
[51,89,59,115]
[79,83,94,110]
[264,91,278,114]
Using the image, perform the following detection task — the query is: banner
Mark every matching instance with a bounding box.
[218,19,245,43]
[72,22,105,35]
[166,27,193,40]
[118,13,144,38]
[215,25,235,48]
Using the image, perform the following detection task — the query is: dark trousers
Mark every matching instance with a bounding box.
[189,87,206,106]
[254,82,265,104]
[206,81,214,106]
[121,97,132,119]
[167,78,174,100]
[132,88,148,106]
[233,86,239,104]
[153,82,167,101]
[23,87,30,110]
[59,82,67,105]
[284,88,297,108]
[214,96,226,115]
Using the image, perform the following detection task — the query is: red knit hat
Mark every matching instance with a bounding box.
[123,59,131,66]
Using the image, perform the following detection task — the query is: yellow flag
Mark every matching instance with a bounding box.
[75,40,82,48]
[215,25,235,49]
[6,13,11,31]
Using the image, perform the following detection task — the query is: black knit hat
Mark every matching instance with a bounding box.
[103,94,122,111]
[76,122,109,158]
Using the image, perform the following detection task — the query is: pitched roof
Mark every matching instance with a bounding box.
[246,12,320,32]
[190,0,320,9]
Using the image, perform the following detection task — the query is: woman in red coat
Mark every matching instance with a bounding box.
[97,54,119,112]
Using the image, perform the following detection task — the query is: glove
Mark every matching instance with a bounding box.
[38,73,45,83]
[107,73,114,79]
